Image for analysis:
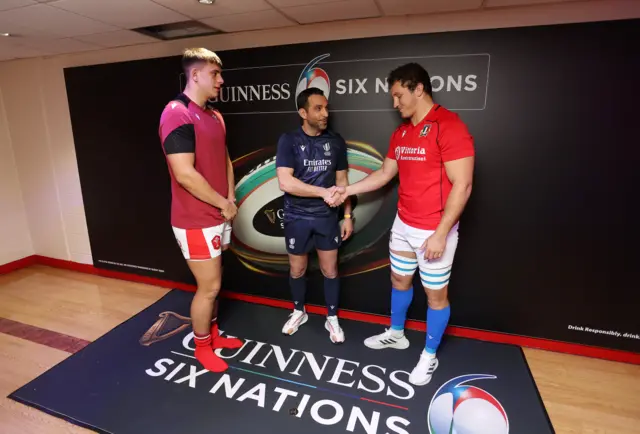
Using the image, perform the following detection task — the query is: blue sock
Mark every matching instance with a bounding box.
[425,305,450,354]
[390,287,413,331]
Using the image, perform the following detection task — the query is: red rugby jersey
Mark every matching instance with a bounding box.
[159,94,228,229]
[386,104,475,231]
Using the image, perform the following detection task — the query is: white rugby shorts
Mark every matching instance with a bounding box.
[172,221,231,261]
[389,215,459,290]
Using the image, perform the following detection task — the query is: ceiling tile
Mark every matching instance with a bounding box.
[200,9,295,32]
[0,0,37,12]
[268,0,348,7]
[377,0,483,16]
[0,4,118,37]
[0,20,51,38]
[49,0,190,29]
[281,0,380,24]
[14,36,100,55]
[0,39,45,60]
[485,0,579,6]
[74,30,157,48]
[151,0,272,19]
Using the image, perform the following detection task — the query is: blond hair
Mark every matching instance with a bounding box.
[182,48,222,73]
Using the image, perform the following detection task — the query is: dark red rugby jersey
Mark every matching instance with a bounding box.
[159,94,228,229]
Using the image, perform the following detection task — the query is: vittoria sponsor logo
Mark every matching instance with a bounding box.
[395,146,427,162]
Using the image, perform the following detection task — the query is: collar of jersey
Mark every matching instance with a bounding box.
[408,103,440,130]
[299,126,330,139]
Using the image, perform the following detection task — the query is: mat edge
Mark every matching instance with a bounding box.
[6,392,110,434]
[4,255,639,365]
[518,347,557,434]
[5,289,177,399]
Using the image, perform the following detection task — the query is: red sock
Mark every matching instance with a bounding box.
[211,323,243,349]
[194,334,228,372]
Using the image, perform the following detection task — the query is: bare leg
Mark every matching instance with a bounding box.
[187,257,222,336]
[186,258,228,372]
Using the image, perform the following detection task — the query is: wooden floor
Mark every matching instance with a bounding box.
[0,265,638,433]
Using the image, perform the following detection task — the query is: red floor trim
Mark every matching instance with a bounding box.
[222,291,640,364]
[0,256,37,275]
[3,255,639,365]
[0,317,90,354]
[36,256,197,292]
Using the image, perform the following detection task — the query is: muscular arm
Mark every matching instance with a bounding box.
[345,157,398,196]
[226,148,235,201]
[277,167,330,198]
[167,153,230,210]
[335,170,352,214]
[434,156,474,237]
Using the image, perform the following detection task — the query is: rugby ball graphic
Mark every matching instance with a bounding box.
[230,141,395,273]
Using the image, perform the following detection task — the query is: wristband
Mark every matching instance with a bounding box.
[344,214,352,219]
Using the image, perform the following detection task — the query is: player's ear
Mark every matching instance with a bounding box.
[190,63,202,83]
[414,82,424,97]
[298,107,307,120]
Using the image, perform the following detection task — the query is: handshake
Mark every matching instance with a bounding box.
[322,185,349,207]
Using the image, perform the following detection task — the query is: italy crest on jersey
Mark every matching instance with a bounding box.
[419,124,431,137]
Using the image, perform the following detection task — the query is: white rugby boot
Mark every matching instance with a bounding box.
[325,315,345,344]
[282,309,308,335]
[408,350,439,386]
[364,328,410,350]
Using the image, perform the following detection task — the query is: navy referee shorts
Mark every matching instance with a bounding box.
[283,215,342,255]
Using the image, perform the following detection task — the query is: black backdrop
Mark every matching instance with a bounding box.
[65,19,640,353]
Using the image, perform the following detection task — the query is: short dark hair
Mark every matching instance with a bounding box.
[387,63,432,97]
[297,87,325,110]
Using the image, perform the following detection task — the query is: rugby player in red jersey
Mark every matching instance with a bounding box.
[337,63,475,385]
[158,48,242,373]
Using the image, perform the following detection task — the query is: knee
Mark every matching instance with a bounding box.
[290,265,307,279]
[320,265,338,279]
[390,272,412,290]
[197,283,220,300]
[426,288,449,309]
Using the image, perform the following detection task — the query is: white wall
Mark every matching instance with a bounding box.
[0,86,33,265]
[0,0,638,266]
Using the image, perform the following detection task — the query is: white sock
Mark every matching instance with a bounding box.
[422,348,436,359]
[390,328,404,338]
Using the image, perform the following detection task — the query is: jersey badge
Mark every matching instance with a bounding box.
[419,124,431,137]
[300,145,306,151]
[323,142,331,156]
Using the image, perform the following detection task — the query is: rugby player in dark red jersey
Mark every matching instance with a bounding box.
[159,48,242,373]
[337,63,475,385]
